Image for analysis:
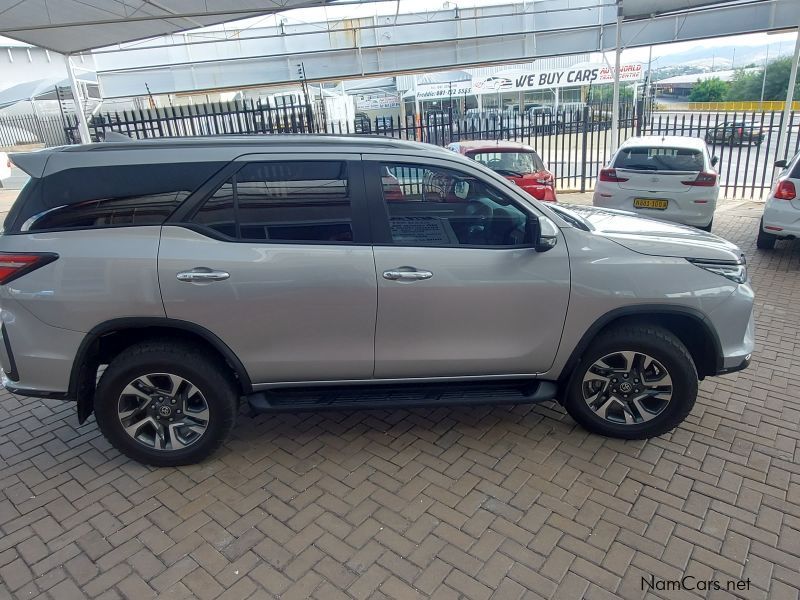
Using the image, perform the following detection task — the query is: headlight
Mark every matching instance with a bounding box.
[688,259,748,284]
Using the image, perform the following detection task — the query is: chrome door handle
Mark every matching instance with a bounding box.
[176,269,230,282]
[382,269,433,281]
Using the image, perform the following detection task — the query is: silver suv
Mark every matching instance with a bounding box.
[1,137,754,466]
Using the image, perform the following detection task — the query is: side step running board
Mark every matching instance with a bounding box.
[246,380,558,413]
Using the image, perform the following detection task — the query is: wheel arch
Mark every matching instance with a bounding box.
[71,318,252,423]
[558,305,722,387]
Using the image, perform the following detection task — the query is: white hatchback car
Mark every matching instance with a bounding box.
[593,136,719,231]
[757,151,800,249]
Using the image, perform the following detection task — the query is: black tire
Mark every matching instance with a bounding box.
[94,341,238,466]
[562,325,698,440]
[756,220,777,250]
[699,219,713,232]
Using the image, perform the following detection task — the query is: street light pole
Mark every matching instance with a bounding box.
[610,0,623,153]
[760,44,770,105]
[776,27,800,162]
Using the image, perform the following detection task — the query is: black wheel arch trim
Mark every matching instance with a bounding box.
[70,317,253,423]
[558,304,724,384]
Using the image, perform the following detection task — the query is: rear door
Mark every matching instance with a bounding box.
[363,155,570,379]
[158,154,377,384]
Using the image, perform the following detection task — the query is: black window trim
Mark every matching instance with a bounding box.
[172,158,373,246]
[362,159,539,250]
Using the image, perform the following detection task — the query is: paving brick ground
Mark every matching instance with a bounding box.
[1,200,800,600]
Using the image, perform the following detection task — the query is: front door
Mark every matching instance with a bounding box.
[365,157,571,379]
[158,156,377,384]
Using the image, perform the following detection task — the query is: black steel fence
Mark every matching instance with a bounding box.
[3,97,798,199]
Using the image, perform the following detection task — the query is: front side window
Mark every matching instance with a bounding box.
[378,163,533,247]
[614,147,704,172]
[23,162,223,232]
[192,161,354,243]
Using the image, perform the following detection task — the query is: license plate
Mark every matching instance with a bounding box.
[633,198,668,210]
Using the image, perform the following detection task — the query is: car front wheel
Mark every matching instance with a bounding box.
[94,341,238,466]
[563,325,698,440]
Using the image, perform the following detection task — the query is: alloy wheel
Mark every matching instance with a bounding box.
[116,373,210,451]
[581,351,673,425]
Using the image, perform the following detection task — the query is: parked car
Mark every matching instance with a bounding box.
[704,121,764,146]
[0,151,10,188]
[757,152,800,249]
[2,136,753,465]
[593,136,719,231]
[447,140,557,201]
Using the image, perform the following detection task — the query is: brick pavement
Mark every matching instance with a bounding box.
[1,203,800,600]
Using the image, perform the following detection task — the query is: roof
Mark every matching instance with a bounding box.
[655,68,758,86]
[0,1,335,55]
[0,73,98,109]
[619,135,709,150]
[10,134,457,177]
[449,140,537,153]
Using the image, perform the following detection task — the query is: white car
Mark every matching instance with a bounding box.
[593,136,720,231]
[757,151,800,249]
[0,151,11,188]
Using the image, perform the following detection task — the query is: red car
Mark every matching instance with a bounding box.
[447,140,557,202]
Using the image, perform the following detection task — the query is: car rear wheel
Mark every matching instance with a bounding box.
[757,220,777,250]
[562,325,697,440]
[94,341,238,466]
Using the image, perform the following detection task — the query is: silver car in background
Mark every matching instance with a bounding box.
[0,136,753,465]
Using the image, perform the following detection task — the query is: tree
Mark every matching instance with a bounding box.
[588,83,635,102]
[726,57,800,102]
[688,77,728,102]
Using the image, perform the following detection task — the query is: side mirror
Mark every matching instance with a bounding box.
[711,156,718,167]
[526,215,558,252]
[775,159,788,169]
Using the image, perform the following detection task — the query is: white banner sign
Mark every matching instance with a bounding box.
[412,63,643,99]
[473,63,643,93]
[415,81,474,100]
[355,93,400,110]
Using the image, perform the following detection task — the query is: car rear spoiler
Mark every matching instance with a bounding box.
[7,150,48,178]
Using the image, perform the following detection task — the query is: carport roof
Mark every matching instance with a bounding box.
[0,0,336,55]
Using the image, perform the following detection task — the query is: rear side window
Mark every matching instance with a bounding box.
[191,161,354,243]
[18,162,223,232]
[614,147,704,172]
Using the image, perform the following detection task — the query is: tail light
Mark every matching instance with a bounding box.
[599,168,628,182]
[737,127,743,136]
[774,180,797,200]
[682,172,717,187]
[0,253,58,285]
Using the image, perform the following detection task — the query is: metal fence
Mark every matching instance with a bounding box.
[0,113,71,148]
[3,97,798,199]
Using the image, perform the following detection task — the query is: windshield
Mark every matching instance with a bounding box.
[470,151,545,175]
[614,147,704,172]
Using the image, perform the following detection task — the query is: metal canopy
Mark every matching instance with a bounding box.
[622,0,741,18]
[0,0,335,54]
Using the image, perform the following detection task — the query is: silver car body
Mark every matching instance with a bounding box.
[0,137,753,407]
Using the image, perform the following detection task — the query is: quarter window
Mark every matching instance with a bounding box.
[23,162,223,232]
[378,163,533,247]
[192,161,355,243]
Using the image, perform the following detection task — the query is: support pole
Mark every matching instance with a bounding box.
[610,0,623,153]
[776,26,800,162]
[64,54,91,144]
